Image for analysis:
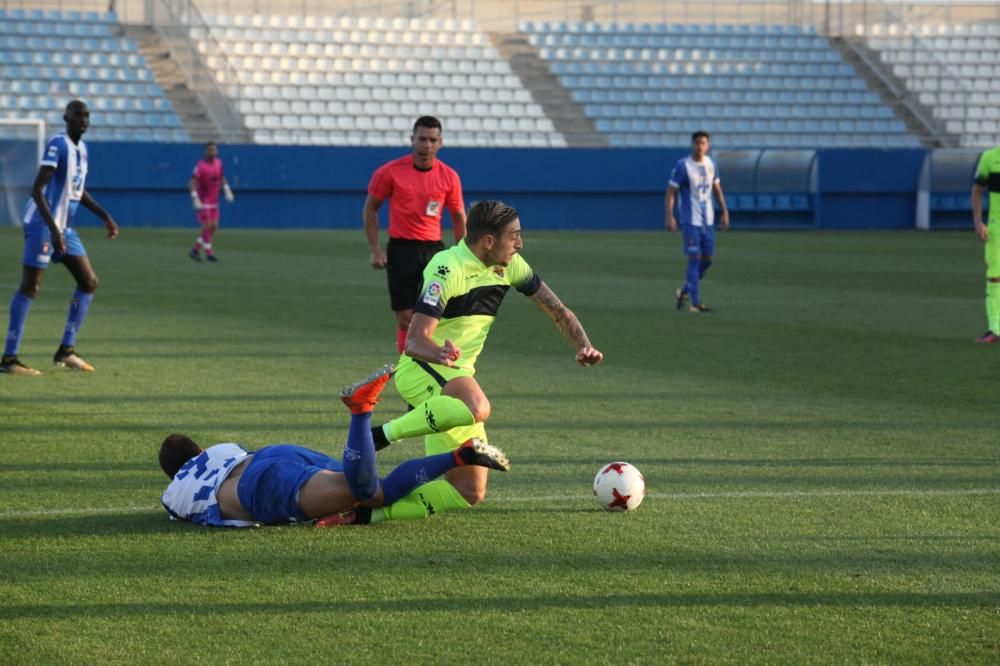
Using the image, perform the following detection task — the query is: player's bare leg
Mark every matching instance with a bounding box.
[298,470,378,519]
[440,376,492,504]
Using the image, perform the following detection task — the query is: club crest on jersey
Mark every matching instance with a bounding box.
[492,266,505,278]
[422,281,443,306]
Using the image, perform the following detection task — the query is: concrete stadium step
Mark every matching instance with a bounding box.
[829,35,957,149]
[120,24,234,143]
[489,31,608,148]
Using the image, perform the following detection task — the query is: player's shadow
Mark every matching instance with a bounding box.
[0,511,181,539]
[0,420,343,434]
[5,590,999,621]
[0,462,153,473]
[1,392,327,405]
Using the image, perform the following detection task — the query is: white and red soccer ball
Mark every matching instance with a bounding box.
[593,462,645,512]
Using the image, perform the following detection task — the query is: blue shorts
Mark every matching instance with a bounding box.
[236,445,343,524]
[22,221,87,269]
[681,224,715,258]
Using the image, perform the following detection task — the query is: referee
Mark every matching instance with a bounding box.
[364,116,467,353]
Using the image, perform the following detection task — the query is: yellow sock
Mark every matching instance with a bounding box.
[385,396,475,441]
[372,479,471,522]
[987,282,1000,333]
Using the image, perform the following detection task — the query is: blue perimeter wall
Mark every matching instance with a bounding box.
[44,143,961,231]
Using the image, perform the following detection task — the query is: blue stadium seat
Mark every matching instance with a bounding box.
[775,195,793,210]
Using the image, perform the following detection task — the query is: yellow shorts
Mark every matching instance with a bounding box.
[393,355,486,455]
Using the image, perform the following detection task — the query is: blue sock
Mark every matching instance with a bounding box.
[343,412,379,501]
[380,451,457,505]
[699,258,713,279]
[685,257,701,306]
[61,290,94,347]
[4,292,33,357]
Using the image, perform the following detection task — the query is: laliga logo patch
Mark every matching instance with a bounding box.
[47,146,58,158]
[425,200,442,217]
[422,281,443,306]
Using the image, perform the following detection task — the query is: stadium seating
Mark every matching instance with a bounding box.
[860,23,1000,148]
[0,9,189,142]
[194,15,566,147]
[522,21,920,149]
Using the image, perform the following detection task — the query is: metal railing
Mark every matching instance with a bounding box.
[838,0,983,148]
[147,0,249,142]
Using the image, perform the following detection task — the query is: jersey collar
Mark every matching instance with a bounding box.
[457,238,488,270]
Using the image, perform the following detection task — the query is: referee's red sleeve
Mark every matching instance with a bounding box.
[447,169,465,212]
[368,164,392,199]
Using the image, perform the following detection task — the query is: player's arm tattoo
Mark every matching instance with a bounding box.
[530,282,592,351]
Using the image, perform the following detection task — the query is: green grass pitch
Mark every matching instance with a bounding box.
[0,227,998,664]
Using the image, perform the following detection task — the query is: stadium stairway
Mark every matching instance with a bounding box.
[119,24,238,143]
[828,35,956,148]
[489,31,608,147]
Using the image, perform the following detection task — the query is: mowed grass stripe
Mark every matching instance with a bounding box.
[3,487,1000,520]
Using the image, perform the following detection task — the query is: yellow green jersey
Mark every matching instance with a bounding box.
[409,239,541,373]
[975,145,1000,226]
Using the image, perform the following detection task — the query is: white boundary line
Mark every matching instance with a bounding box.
[1,488,998,520]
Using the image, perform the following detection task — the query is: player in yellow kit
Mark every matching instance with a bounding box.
[321,200,603,526]
[973,145,1000,343]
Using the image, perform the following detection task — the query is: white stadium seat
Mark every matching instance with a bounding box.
[197,14,567,147]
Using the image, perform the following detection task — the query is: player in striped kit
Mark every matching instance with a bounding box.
[159,365,510,527]
[1,100,119,375]
[666,131,730,313]
[188,142,234,263]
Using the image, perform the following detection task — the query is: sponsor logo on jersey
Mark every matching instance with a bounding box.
[422,280,443,306]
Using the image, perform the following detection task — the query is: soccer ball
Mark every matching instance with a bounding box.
[593,462,645,512]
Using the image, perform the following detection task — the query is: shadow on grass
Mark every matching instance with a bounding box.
[0,511,176,538]
[0,421,342,434]
[4,591,999,621]
[0,462,157,473]
[0,393,333,406]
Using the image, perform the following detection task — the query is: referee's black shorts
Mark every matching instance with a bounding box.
[386,237,446,311]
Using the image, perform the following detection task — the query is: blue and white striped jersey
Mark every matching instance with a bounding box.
[22,132,88,232]
[668,156,721,228]
[161,443,255,528]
